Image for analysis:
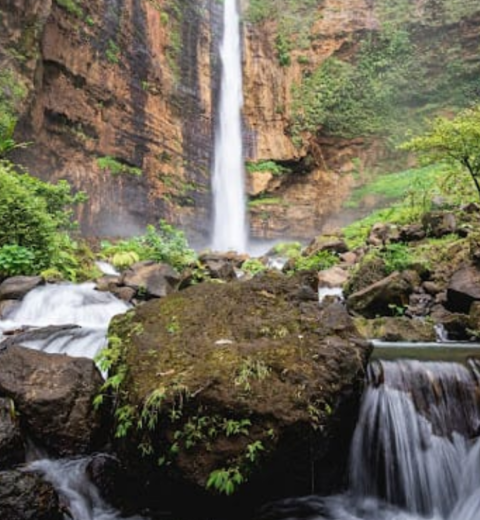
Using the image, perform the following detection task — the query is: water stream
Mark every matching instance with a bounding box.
[211,0,247,253]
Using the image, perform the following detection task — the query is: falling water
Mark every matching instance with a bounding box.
[259,358,480,520]
[211,0,247,252]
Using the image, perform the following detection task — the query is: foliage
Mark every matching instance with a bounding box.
[97,156,142,177]
[0,69,27,156]
[0,245,36,277]
[293,250,338,272]
[105,40,121,65]
[207,467,244,496]
[246,160,289,176]
[0,160,88,277]
[54,0,83,18]
[248,197,283,207]
[101,220,196,271]
[271,241,302,259]
[241,258,267,275]
[381,243,414,274]
[401,106,480,201]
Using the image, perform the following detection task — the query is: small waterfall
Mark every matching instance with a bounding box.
[211,0,248,252]
[28,458,147,520]
[0,283,129,359]
[350,359,480,519]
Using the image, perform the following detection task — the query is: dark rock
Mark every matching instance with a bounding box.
[0,470,62,520]
[95,275,121,292]
[347,271,420,318]
[461,202,480,213]
[431,305,471,341]
[399,224,426,242]
[110,286,136,302]
[203,258,237,281]
[407,290,433,318]
[0,345,106,456]
[107,272,370,514]
[422,211,457,238]
[422,281,443,296]
[446,264,480,313]
[120,261,180,299]
[344,257,388,296]
[469,302,480,337]
[0,398,24,468]
[0,276,44,301]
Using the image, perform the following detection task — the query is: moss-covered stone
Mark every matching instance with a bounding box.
[105,271,370,515]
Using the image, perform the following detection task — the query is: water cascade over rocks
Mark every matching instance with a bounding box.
[0,283,129,358]
[211,0,247,252]
[260,358,480,520]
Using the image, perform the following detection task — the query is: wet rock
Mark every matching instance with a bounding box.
[347,271,420,318]
[422,211,457,238]
[446,264,480,313]
[431,306,471,341]
[407,290,433,318]
[0,345,106,456]
[0,470,62,520]
[355,316,436,342]
[0,397,24,468]
[108,272,370,513]
[0,299,18,318]
[110,286,136,303]
[120,261,180,299]
[318,266,349,289]
[0,276,44,301]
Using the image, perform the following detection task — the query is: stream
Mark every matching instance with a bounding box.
[1,283,480,519]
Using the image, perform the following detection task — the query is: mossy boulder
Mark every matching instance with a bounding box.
[105,272,370,517]
[354,316,436,342]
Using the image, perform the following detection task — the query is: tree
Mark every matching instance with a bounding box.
[401,106,480,200]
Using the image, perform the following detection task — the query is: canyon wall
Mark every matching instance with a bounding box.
[1,0,480,242]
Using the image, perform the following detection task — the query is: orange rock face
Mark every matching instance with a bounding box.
[1,0,480,242]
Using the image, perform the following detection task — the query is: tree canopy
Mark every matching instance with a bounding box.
[401,106,480,200]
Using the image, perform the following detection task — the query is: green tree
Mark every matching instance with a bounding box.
[402,106,480,200]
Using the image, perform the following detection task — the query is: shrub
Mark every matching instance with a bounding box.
[0,245,36,277]
[293,250,338,272]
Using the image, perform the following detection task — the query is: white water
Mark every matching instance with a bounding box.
[29,458,147,520]
[211,0,248,252]
[262,359,480,520]
[0,283,129,358]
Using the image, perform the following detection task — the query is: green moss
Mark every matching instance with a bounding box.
[55,0,83,18]
[97,156,142,176]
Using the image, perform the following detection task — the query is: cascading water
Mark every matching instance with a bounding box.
[211,0,248,253]
[260,358,480,520]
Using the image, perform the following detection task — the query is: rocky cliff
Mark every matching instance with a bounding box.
[1,0,480,242]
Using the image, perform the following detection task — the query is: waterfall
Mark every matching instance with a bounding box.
[260,358,480,520]
[211,0,248,252]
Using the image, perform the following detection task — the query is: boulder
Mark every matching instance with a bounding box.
[469,302,480,336]
[367,223,399,247]
[303,235,348,256]
[344,257,388,296]
[0,397,24,468]
[354,316,436,342]
[0,346,106,456]
[120,261,180,299]
[347,271,420,318]
[446,264,480,313]
[422,211,457,238]
[106,272,370,515]
[0,470,62,520]
[0,299,18,318]
[0,276,44,301]
[399,224,426,242]
[317,266,349,289]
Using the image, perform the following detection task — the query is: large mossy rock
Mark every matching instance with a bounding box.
[106,272,370,516]
[0,346,106,456]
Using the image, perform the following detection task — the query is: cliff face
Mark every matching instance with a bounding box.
[1,0,218,239]
[1,0,480,242]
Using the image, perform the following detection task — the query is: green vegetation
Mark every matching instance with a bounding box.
[402,106,480,200]
[105,40,121,65]
[246,160,289,176]
[0,68,28,157]
[293,250,338,272]
[100,220,196,271]
[54,0,83,18]
[248,197,283,207]
[97,156,142,177]
[0,160,91,279]
[241,258,267,275]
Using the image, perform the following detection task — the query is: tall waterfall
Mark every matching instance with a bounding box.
[211,0,247,252]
